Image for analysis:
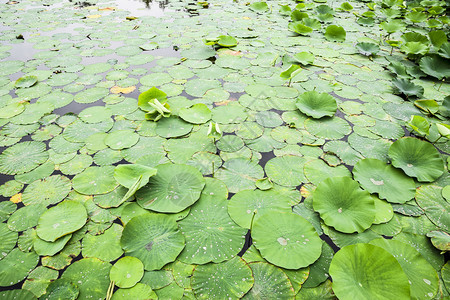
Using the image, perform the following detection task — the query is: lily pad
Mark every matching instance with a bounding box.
[0,248,39,287]
[0,141,48,175]
[120,214,185,270]
[388,137,444,182]
[192,257,254,299]
[179,103,212,124]
[419,55,450,80]
[415,185,450,232]
[36,200,87,242]
[329,243,410,299]
[110,256,144,288]
[324,25,346,42]
[136,163,205,213]
[178,194,247,264]
[296,91,337,119]
[73,166,118,195]
[313,176,375,233]
[252,212,322,269]
[215,158,264,193]
[353,158,416,204]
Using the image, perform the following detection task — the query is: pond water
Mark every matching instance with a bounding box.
[0,0,449,298]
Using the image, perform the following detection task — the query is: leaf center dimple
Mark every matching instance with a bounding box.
[145,241,153,251]
[277,237,288,246]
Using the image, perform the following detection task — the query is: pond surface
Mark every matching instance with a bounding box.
[0,0,449,298]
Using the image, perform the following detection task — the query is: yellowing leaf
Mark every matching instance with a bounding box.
[110,86,136,94]
[87,14,101,19]
[10,193,22,203]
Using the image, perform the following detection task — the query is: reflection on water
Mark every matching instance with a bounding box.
[110,0,172,17]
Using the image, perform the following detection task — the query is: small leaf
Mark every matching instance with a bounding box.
[217,35,237,47]
[406,115,430,136]
[355,42,379,56]
[324,25,346,42]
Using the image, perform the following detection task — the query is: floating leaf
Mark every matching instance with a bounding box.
[388,137,444,182]
[249,1,268,12]
[252,212,322,269]
[295,91,337,119]
[110,256,144,288]
[427,231,450,251]
[138,87,168,112]
[329,244,410,299]
[73,166,118,195]
[121,214,185,270]
[0,248,39,287]
[36,200,87,242]
[0,141,48,175]
[353,158,416,204]
[419,55,450,80]
[293,51,314,65]
[406,115,430,136]
[136,163,205,213]
[355,42,379,56]
[288,22,313,36]
[217,35,238,47]
[313,176,375,233]
[392,78,424,98]
[15,75,38,89]
[324,25,346,42]
[415,185,450,232]
[179,103,212,124]
[192,257,254,299]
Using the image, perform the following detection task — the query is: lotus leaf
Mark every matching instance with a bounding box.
[73,166,118,195]
[329,243,410,299]
[34,233,72,256]
[61,257,111,299]
[0,141,48,175]
[252,212,322,269]
[228,189,293,229]
[293,51,314,65]
[296,91,337,119]
[191,257,254,299]
[355,42,379,56]
[392,78,424,98]
[82,223,124,262]
[288,22,313,36]
[324,25,346,42]
[15,75,38,89]
[0,223,17,259]
[427,231,450,251]
[114,164,157,202]
[179,103,212,124]
[313,176,375,233]
[110,256,144,288]
[111,283,157,300]
[388,137,444,182]
[265,156,306,187]
[249,1,268,12]
[406,115,430,136]
[120,214,185,270]
[136,163,205,213]
[43,279,79,300]
[217,35,238,47]
[353,158,415,204]
[155,116,193,138]
[178,194,246,264]
[419,55,450,80]
[296,280,334,299]
[0,289,37,299]
[215,158,264,193]
[243,262,295,299]
[380,20,406,33]
[36,200,87,242]
[138,87,168,112]
[415,185,450,232]
[370,238,439,299]
[0,248,39,287]
[438,42,450,59]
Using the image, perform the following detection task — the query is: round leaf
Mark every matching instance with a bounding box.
[110,256,144,288]
[296,91,337,119]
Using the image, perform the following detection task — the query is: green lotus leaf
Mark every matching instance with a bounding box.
[415,185,450,232]
[436,123,450,138]
[34,232,72,256]
[249,1,269,12]
[179,103,212,124]
[288,22,313,36]
[401,42,429,56]
[61,257,111,299]
[426,231,450,251]
[412,99,439,115]
[215,158,264,193]
[380,19,406,33]
[324,25,346,42]
[15,75,38,89]
[392,78,424,98]
[279,4,291,15]
[121,214,185,270]
[280,64,302,81]
[302,18,321,29]
[265,156,306,187]
[192,257,254,299]
[0,223,17,259]
[370,238,439,299]
[0,248,39,287]
[405,11,428,23]
[304,159,351,186]
[401,32,428,44]
[0,141,48,175]
[301,242,334,288]
[0,289,37,299]
[82,223,124,262]
[339,2,353,11]
[292,51,314,65]
[73,166,119,195]
[111,283,157,300]
[243,262,295,299]
[21,175,71,206]
[155,116,193,138]
[110,256,144,288]
[138,87,168,112]
[295,91,337,119]
[329,243,410,299]
[388,137,444,182]
[228,189,293,229]
[406,115,430,136]
[291,10,308,22]
[178,194,247,264]
[43,279,79,300]
[105,130,140,150]
[252,212,322,269]
[114,164,157,202]
[438,42,450,59]
[353,158,416,204]
[440,96,450,117]
[36,200,87,242]
[136,163,205,213]
[217,35,238,47]
[419,55,450,80]
[296,280,334,299]
[355,42,379,56]
[313,176,375,233]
